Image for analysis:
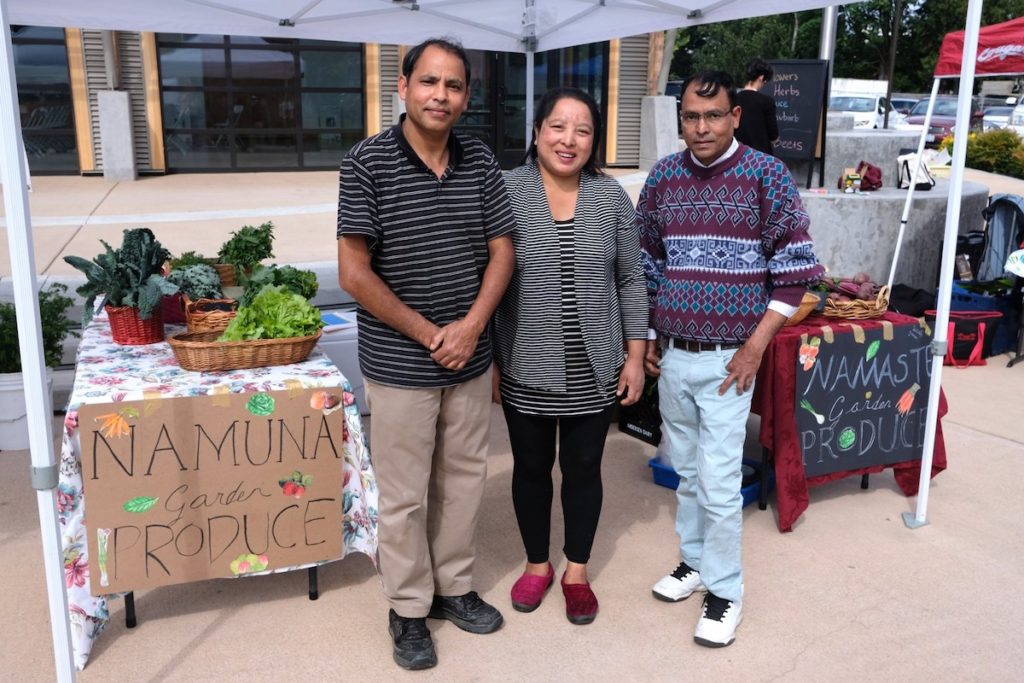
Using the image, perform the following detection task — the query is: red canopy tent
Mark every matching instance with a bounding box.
[935,15,1024,77]
[889,14,1024,290]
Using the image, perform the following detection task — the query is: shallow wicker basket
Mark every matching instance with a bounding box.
[822,285,890,320]
[167,330,322,371]
[213,262,237,287]
[183,295,238,333]
[784,291,822,327]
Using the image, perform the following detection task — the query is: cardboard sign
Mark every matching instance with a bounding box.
[79,387,346,595]
[795,322,933,478]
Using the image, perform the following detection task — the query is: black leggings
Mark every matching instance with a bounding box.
[502,403,611,565]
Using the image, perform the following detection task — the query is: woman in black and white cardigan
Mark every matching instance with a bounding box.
[493,87,648,625]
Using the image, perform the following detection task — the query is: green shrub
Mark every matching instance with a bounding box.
[941,129,1024,179]
[0,283,78,373]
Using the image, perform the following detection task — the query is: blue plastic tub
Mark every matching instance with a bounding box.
[648,457,774,508]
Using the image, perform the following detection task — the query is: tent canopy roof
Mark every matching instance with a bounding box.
[9,0,859,54]
[935,15,1024,78]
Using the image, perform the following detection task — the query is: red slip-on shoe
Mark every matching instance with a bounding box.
[560,572,598,625]
[510,564,555,613]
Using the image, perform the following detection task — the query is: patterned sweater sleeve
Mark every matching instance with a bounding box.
[760,163,825,307]
[636,175,666,326]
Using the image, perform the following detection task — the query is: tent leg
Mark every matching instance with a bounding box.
[308,566,319,600]
[860,474,869,490]
[125,592,137,629]
[902,511,929,529]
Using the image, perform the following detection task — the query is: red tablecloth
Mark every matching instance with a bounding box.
[752,311,948,532]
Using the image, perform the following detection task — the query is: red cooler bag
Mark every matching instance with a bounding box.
[925,310,1002,367]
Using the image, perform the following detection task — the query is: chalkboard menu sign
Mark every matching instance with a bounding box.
[795,322,933,478]
[765,59,828,161]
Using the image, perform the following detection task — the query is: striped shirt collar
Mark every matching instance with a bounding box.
[393,113,464,173]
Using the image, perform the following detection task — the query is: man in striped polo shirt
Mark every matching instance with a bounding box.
[638,71,823,648]
[337,38,516,670]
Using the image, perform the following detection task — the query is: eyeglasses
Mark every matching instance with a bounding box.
[681,110,731,126]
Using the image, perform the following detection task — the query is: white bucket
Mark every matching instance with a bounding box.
[0,370,53,452]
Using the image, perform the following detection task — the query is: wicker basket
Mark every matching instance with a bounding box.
[105,304,165,345]
[822,285,890,320]
[167,330,322,371]
[785,292,822,327]
[183,295,238,333]
[213,262,236,287]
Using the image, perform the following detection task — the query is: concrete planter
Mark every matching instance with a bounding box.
[0,369,52,452]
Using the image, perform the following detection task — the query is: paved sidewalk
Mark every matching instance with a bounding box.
[2,166,1023,680]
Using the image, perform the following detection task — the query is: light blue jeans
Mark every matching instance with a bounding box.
[658,344,752,603]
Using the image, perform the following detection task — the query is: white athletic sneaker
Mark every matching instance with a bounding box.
[651,560,706,602]
[693,592,742,648]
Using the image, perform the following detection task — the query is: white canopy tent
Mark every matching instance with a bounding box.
[1,1,876,680]
[882,0,999,531]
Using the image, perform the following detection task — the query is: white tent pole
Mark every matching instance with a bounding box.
[0,2,76,679]
[887,77,942,290]
[903,0,984,530]
[525,49,534,152]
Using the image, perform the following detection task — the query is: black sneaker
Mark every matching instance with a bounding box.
[388,609,437,670]
[428,591,504,634]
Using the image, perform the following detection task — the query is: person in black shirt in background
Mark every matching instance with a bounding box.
[734,58,779,156]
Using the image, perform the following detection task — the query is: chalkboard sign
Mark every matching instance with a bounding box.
[765,59,828,161]
[795,322,933,478]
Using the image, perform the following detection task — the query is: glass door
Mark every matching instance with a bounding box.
[456,45,607,169]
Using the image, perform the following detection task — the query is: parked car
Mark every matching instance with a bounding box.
[828,94,906,128]
[982,106,1015,131]
[665,79,684,106]
[1009,103,1024,138]
[904,96,984,146]
[890,96,920,116]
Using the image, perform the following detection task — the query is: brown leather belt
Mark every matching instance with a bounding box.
[668,338,743,353]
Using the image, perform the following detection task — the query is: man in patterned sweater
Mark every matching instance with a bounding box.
[637,71,823,648]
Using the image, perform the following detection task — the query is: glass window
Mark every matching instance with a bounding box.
[164,133,233,169]
[158,34,364,171]
[234,133,299,168]
[13,28,77,173]
[228,49,297,88]
[301,92,362,130]
[300,51,362,89]
[159,47,227,87]
[302,132,359,167]
[10,26,66,40]
[157,34,223,45]
[233,92,298,129]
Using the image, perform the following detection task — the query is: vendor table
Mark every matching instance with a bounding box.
[57,313,378,669]
[752,311,947,532]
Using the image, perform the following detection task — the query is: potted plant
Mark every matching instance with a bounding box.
[215,221,275,286]
[64,227,179,345]
[0,283,77,450]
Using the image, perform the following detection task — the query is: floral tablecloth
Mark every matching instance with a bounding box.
[58,313,378,669]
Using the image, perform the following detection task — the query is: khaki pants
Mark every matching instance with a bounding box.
[366,369,492,617]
